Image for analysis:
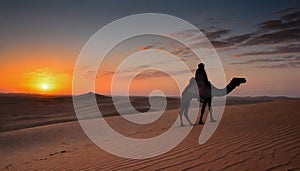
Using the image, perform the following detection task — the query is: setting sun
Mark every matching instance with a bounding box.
[41,84,48,90]
[1,67,74,95]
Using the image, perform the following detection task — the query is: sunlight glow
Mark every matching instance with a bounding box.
[41,84,48,90]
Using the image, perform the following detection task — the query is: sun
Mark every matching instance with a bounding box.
[41,84,48,90]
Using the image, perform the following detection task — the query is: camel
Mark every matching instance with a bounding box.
[179,77,246,126]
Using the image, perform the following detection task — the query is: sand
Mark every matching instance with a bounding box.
[1,96,300,170]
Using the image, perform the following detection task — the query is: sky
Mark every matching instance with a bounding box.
[0,0,299,96]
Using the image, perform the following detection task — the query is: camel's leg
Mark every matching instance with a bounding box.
[199,100,207,124]
[208,99,216,122]
[184,102,193,126]
[179,102,185,126]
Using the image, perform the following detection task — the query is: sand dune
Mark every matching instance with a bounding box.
[1,98,300,170]
[0,93,179,133]
[0,93,291,133]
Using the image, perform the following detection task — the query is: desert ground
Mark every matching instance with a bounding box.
[1,94,300,170]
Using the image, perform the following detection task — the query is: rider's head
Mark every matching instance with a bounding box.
[198,63,205,69]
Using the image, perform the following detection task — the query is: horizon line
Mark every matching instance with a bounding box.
[0,92,298,98]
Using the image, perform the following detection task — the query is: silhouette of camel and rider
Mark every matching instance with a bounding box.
[179,63,247,126]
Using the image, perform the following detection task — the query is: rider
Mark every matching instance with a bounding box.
[195,63,211,102]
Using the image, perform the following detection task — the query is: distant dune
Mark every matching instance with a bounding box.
[1,93,300,170]
[0,93,297,133]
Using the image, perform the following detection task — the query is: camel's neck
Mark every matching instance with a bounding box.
[212,79,243,97]
[226,81,238,94]
[211,86,227,97]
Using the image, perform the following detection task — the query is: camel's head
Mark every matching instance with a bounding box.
[231,77,247,87]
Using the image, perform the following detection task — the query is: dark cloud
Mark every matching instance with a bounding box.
[241,8,300,46]
[189,31,253,49]
[224,33,253,45]
[231,58,286,65]
[207,8,300,50]
[255,61,300,69]
[170,27,231,43]
[231,56,300,68]
[243,28,300,46]
[257,20,283,30]
[135,8,300,69]
[231,8,300,65]
[169,29,199,40]
[201,29,231,40]
[134,26,232,53]
[189,32,249,49]
[201,9,299,49]
[257,19,300,31]
[133,8,300,63]
[274,8,299,17]
[210,40,232,49]
[257,13,300,31]
[181,28,250,50]
[258,8,300,31]
[279,9,300,21]
[169,47,193,57]
[234,43,300,57]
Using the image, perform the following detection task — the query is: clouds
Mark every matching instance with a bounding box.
[242,28,300,46]
[140,46,153,50]
[194,8,300,50]
[99,7,300,72]
[134,7,299,71]
[183,8,300,69]
[234,43,300,57]
[256,9,300,31]
[224,33,253,46]
[121,69,194,80]
[132,8,300,70]
[227,8,300,68]
[240,8,299,46]
[231,55,300,68]
[129,70,169,80]
[137,37,196,60]
[203,8,300,50]
[26,68,68,80]
[201,28,231,40]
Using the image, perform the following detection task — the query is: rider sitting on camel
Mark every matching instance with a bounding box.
[195,63,211,102]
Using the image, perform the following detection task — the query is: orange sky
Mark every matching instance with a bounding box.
[0,47,74,95]
[1,41,299,97]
